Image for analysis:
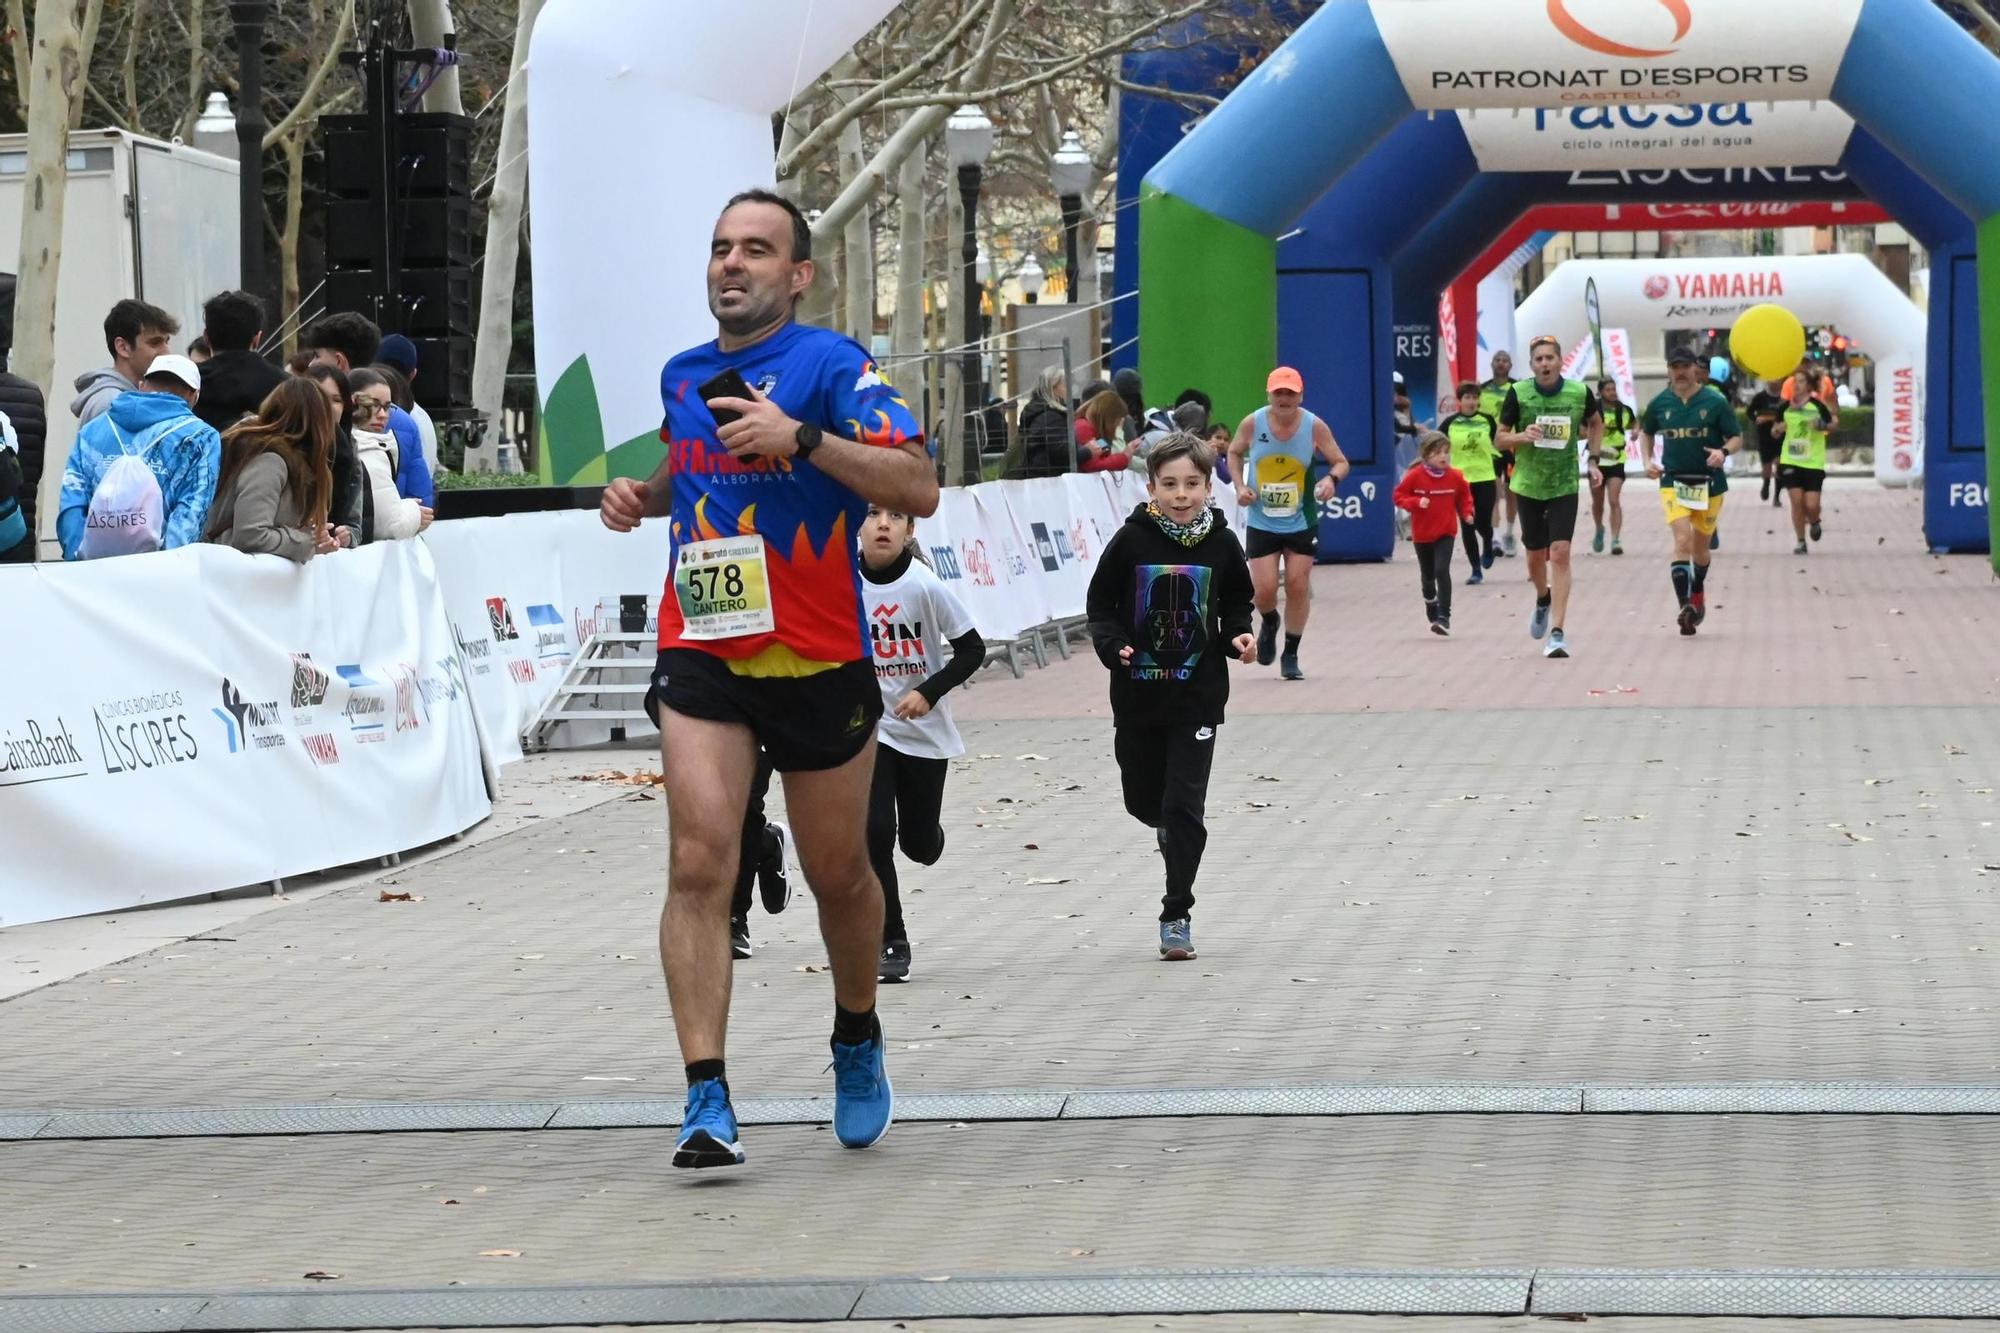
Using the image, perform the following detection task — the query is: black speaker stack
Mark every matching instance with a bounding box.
[319,81,476,416]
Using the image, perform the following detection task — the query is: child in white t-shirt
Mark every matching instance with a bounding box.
[860,504,986,984]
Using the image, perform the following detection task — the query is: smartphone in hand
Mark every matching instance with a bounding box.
[697,368,756,428]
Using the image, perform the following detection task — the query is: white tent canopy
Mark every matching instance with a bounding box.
[528,0,900,470]
[1514,255,1926,485]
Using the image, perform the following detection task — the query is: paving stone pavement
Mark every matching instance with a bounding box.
[9,1117,2000,1290]
[3,478,1999,1326]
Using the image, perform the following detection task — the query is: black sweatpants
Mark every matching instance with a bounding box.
[729,752,778,920]
[1416,537,1454,620]
[1114,722,1217,922]
[1461,478,1496,566]
[867,744,950,944]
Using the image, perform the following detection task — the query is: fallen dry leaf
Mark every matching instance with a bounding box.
[378,891,417,903]
[795,964,829,973]
[1024,877,1072,886]
[302,1270,340,1281]
[479,1249,521,1258]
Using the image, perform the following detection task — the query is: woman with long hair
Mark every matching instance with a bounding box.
[304,362,366,545]
[204,378,340,563]
[1013,364,1071,478]
[1076,388,1132,474]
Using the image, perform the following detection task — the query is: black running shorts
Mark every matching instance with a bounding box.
[1777,465,1826,493]
[1516,492,1580,551]
[647,648,882,773]
[1596,463,1626,482]
[1245,525,1317,559]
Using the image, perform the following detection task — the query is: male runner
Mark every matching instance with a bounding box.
[1640,346,1744,637]
[1497,335,1601,659]
[1478,350,1519,557]
[600,189,935,1168]
[1229,366,1348,681]
[1774,373,1834,555]
[1589,379,1633,556]
[1746,378,1786,506]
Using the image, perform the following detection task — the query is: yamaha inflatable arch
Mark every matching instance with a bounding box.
[1136,0,2000,565]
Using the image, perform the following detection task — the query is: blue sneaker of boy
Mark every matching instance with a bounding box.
[830,1027,894,1149]
[1159,918,1196,960]
[673,1077,744,1169]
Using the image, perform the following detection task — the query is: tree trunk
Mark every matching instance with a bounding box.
[64,0,99,129]
[888,138,927,361]
[21,0,85,552]
[839,117,872,345]
[403,0,463,115]
[465,0,541,473]
[279,129,305,355]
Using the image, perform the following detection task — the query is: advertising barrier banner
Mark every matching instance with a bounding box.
[0,541,491,928]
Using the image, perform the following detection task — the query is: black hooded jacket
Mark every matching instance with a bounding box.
[1086,502,1253,727]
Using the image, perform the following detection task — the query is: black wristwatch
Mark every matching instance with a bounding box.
[793,422,823,458]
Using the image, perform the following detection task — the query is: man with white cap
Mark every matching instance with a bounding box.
[56,353,222,560]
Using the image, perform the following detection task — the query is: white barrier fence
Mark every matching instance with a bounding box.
[0,541,492,928]
[2,469,1238,927]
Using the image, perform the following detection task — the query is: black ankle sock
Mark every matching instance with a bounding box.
[832,1004,878,1047]
[1693,561,1709,593]
[1260,609,1278,627]
[1283,632,1302,654]
[1536,591,1552,608]
[686,1059,726,1088]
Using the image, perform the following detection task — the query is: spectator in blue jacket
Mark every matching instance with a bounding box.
[303,312,433,505]
[56,355,221,559]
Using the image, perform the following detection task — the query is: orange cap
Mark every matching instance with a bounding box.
[1266,366,1304,394]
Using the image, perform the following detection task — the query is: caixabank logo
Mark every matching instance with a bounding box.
[213,679,286,755]
[0,715,89,787]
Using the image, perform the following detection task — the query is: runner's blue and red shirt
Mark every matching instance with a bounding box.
[657,321,925,668]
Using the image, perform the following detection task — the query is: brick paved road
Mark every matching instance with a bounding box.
[2,477,1998,1328]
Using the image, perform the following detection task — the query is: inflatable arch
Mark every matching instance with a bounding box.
[1515,254,1926,476]
[526,0,899,486]
[1138,0,2000,568]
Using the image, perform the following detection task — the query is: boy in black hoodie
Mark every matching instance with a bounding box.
[1086,432,1255,961]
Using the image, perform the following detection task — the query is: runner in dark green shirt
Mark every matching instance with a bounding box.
[1478,350,1519,556]
[1639,345,1744,638]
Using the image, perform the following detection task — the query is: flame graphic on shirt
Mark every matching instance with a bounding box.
[848,407,916,449]
[690,494,763,542]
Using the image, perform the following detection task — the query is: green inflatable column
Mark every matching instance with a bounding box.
[1982,213,2000,571]
[1138,185,1278,442]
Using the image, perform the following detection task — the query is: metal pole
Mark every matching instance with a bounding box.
[1060,193,1083,305]
[958,162,983,484]
[230,0,271,297]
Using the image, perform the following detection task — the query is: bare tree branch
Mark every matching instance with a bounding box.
[4,0,28,116]
[777,0,993,179]
[263,0,351,148]
[1111,76,1219,109]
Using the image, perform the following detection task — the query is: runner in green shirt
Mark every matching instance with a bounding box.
[1497,335,1602,660]
[1774,374,1833,555]
[1590,379,1635,557]
[1439,380,1502,583]
[1640,345,1744,638]
[1478,350,1519,556]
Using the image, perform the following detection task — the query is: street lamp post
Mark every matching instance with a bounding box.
[191,92,238,160]
[229,0,272,296]
[945,104,994,483]
[1050,128,1092,305]
[1019,254,1045,305]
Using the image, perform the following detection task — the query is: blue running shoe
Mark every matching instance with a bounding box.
[1481,545,1497,570]
[1529,599,1551,640]
[1466,567,1483,586]
[830,1027,894,1149]
[1160,918,1196,960]
[674,1077,744,1169]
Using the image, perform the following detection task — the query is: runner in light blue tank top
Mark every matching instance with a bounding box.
[1244,405,1320,535]
[1226,366,1349,682]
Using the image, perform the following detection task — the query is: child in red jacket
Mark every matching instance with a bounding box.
[1393,432,1475,636]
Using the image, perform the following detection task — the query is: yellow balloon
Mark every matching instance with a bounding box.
[1730,304,1807,381]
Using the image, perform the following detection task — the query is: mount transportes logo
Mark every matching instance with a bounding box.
[1549,0,1691,59]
